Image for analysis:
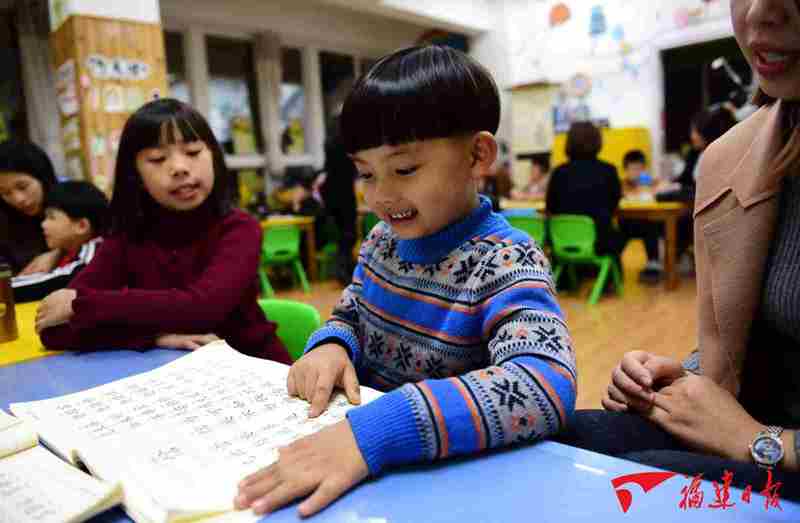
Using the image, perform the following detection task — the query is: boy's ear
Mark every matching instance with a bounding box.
[74,217,92,236]
[469,132,498,179]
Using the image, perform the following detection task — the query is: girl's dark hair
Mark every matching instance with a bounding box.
[565,121,602,160]
[753,87,800,180]
[0,140,57,218]
[340,45,500,153]
[691,107,738,145]
[109,98,232,238]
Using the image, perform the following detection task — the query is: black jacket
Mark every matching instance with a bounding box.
[546,158,623,255]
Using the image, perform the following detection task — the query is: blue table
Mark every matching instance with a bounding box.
[2,350,798,522]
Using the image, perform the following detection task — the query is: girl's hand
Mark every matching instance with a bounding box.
[155,333,219,350]
[20,250,61,275]
[235,420,369,517]
[602,350,685,412]
[35,289,77,333]
[288,343,360,418]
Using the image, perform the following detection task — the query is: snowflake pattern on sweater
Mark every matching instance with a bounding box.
[305,197,577,474]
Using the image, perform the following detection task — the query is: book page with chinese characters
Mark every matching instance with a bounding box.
[0,445,123,523]
[0,408,38,458]
[10,341,382,523]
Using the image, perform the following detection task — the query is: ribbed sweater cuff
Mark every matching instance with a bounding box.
[304,326,361,365]
[346,390,424,476]
[71,288,101,330]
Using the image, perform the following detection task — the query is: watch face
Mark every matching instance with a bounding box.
[753,435,784,465]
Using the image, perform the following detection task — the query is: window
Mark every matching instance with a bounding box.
[0,11,27,141]
[319,51,355,130]
[164,31,190,104]
[280,47,306,155]
[205,35,264,155]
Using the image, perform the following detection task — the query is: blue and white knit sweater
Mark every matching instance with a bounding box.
[306,196,577,475]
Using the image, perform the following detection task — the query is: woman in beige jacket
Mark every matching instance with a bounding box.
[560,0,800,497]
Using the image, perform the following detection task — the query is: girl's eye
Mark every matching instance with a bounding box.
[358,172,373,181]
[396,166,418,176]
[186,149,203,157]
[148,157,167,164]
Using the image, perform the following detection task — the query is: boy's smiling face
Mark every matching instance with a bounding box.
[352,136,493,240]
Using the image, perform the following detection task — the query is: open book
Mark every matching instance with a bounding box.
[10,340,382,523]
[0,409,122,523]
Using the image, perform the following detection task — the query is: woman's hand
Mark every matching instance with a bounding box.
[20,249,61,275]
[602,350,685,412]
[644,373,762,462]
[35,289,77,333]
[155,333,220,350]
[235,420,368,517]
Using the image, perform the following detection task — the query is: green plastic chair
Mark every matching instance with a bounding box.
[507,215,547,247]
[362,212,380,239]
[258,225,310,297]
[258,298,322,361]
[316,217,340,280]
[549,214,623,305]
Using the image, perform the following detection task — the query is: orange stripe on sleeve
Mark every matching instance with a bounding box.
[417,382,450,459]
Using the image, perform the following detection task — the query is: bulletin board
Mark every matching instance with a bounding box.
[550,126,652,176]
[50,15,168,194]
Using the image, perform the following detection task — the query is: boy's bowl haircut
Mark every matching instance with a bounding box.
[341,45,500,154]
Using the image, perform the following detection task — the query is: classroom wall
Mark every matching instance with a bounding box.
[470,0,513,146]
[378,0,492,33]
[315,0,492,34]
[503,0,734,178]
[159,0,424,58]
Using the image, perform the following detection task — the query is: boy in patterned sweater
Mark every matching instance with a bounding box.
[236,45,577,516]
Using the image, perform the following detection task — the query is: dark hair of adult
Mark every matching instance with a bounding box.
[109,98,232,239]
[623,149,647,168]
[340,45,500,154]
[46,181,110,236]
[691,107,738,145]
[0,139,57,218]
[565,121,602,160]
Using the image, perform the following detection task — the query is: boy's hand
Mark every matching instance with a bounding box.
[20,249,61,275]
[602,350,685,412]
[235,420,368,517]
[288,343,360,418]
[155,333,219,350]
[35,289,77,333]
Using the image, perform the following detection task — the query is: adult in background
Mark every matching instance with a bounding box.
[0,140,60,274]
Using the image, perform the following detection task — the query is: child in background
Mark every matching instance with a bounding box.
[618,150,664,283]
[35,99,290,362]
[511,154,550,200]
[235,45,576,517]
[12,181,108,302]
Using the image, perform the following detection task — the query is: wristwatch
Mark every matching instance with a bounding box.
[750,425,785,468]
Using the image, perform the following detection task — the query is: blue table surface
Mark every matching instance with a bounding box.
[2,349,799,523]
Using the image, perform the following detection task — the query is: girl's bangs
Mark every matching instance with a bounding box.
[158,116,203,147]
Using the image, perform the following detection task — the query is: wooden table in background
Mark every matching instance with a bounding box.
[0,301,62,367]
[501,198,690,291]
[261,215,318,281]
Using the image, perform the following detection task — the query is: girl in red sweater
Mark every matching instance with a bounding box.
[36,99,290,363]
